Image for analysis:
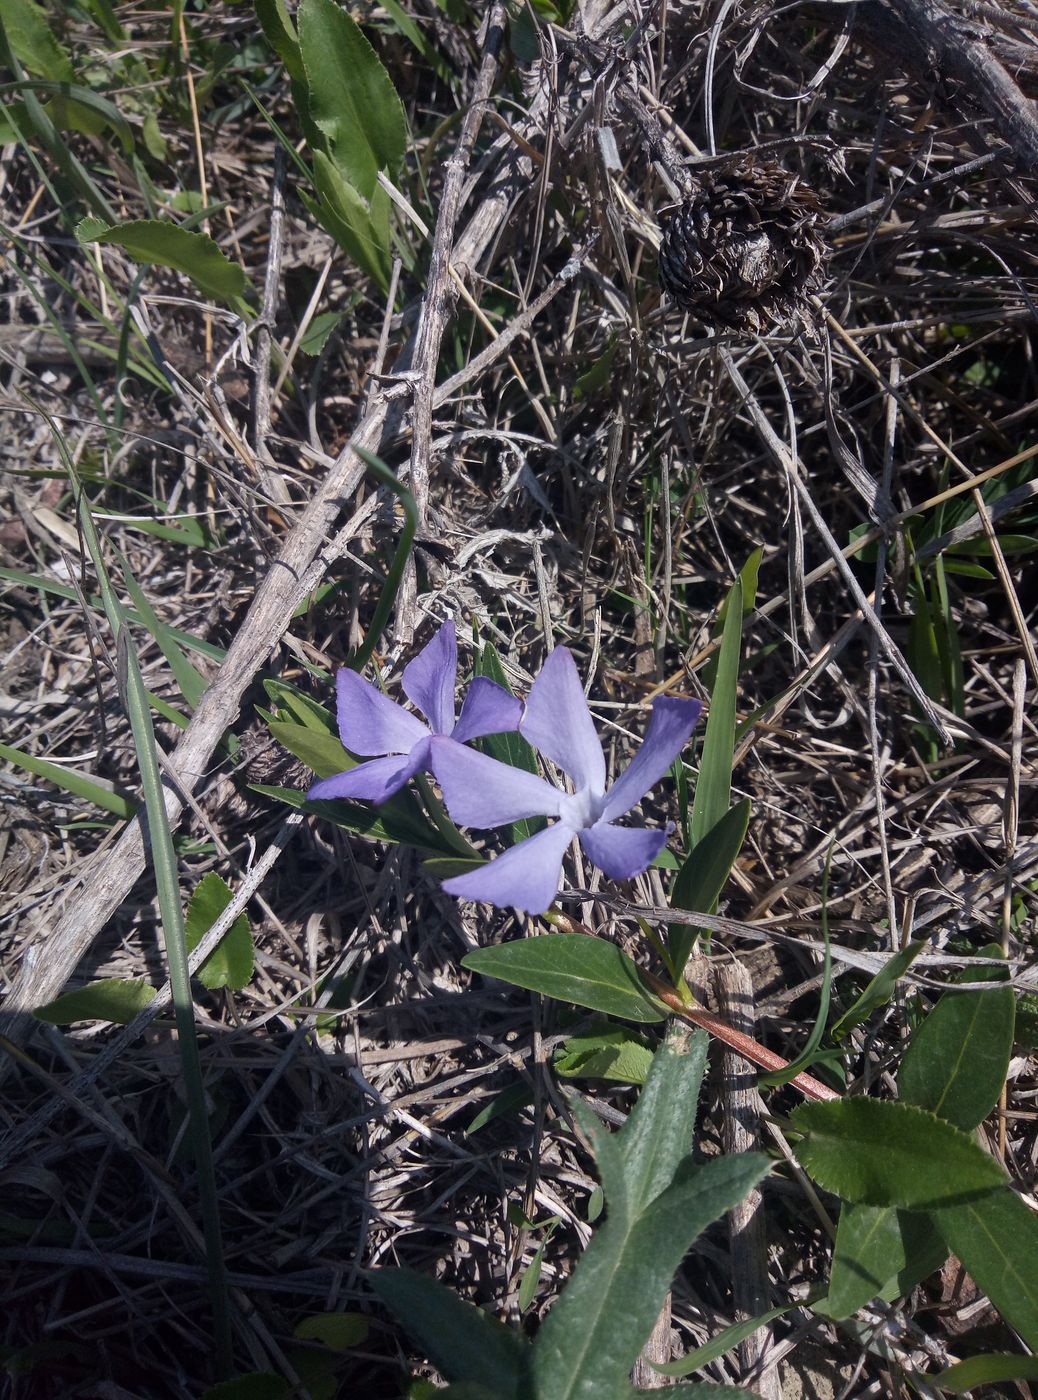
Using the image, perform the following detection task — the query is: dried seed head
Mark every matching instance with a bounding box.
[658,157,829,332]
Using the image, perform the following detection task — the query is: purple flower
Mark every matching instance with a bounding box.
[306,620,522,806]
[430,647,702,915]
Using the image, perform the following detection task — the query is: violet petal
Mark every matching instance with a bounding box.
[443,821,575,914]
[336,668,429,756]
[520,647,606,794]
[600,696,702,822]
[307,742,429,805]
[401,619,457,734]
[579,820,671,880]
[451,678,522,744]
[430,737,562,828]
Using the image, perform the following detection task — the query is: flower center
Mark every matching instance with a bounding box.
[560,785,606,830]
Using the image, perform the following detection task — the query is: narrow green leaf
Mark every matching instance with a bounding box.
[791,1098,1006,1209]
[690,576,742,848]
[0,740,136,819]
[306,156,391,290]
[463,935,667,1024]
[531,1153,771,1400]
[617,1026,709,1215]
[897,984,1015,1132]
[669,799,750,974]
[184,873,253,992]
[76,217,247,303]
[653,1302,794,1377]
[368,1268,528,1398]
[829,939,928,1040]
[932,1353,1038,1393]
[266,719,350,777]
[822,1203,946,1319]
[116,549,208,709]
[466,1081,534,1135]
[263,680,335,734]
[518,1239,546,1312]
[0,0,73,81]
[260,778,456,855]
[35,978,155,1025]
[935,1187,1038,1352]
[297,0,407,195]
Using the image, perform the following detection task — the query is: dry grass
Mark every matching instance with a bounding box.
[1,0,1037,1394]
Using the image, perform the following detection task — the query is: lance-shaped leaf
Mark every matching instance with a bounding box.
[463,934,667,1024]
[792,1097,1005,1210]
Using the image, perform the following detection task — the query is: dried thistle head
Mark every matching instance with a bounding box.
[658,156,829,332]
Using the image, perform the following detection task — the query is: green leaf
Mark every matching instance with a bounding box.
[262,681,335,734]
[791,1098,1006,1209]
[574,334,621,400]
[672,800,750,917]
[255,0,305,82]
[297,0,407,196]
[935,1187,1038,1351]
[669,798,750,975]
[897,984,1015,1132]
[117,549,208,709]
[293,1313,368,1350]
[299,310,344,357]
[76,217,247,303]
[261,780,456,855]
[531,1153,771,1400]
[466,1081,534,1135]
[368,1268,528,1398]
[690,576,742,849]
[184,873,253,992]
[932,1354,1038,1393]
[518,1238,546,1312]
[463,935,667,1024]
[307,153,391,289]
[829,939,928,1040]
[0,740,136,819]
[822,1203,946,1319]
[35,978,155,1025]
[266,719,350,776]
[616,1026,709,1215]
[653,1302,794,1377]
[0,0,73,80]
[554,1026,654,1084]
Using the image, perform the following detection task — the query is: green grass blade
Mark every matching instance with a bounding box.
[689,574,743,847]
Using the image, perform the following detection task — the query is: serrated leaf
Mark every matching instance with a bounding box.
[897,984,1015,1132]
[554,1026,654,1085]
[368,1268,528,1398]
[35,978,155,1025]
[935,1187,1038,1351]
[255,0,305,82]
[297,0,407,196]
[184,873,253,992]
[76,217,247,303]
[791,1098,1006,1210]
[1,0,73,81]
[531,1153,771,1400]
[463,934,667,1024]
[299,310,344,357]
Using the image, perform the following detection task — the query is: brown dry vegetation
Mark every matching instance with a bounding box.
[1,0,1037,1396]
